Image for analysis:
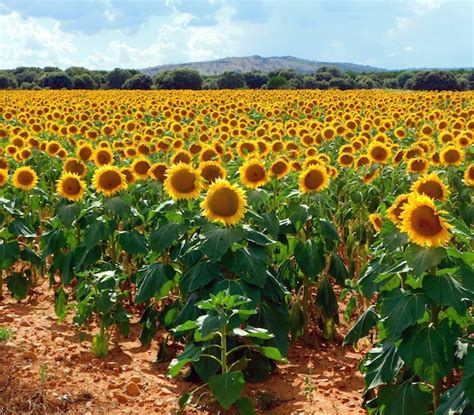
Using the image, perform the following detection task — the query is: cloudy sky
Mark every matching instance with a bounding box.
[0,0,472,70]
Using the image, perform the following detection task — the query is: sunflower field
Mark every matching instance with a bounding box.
[0,89,473,414]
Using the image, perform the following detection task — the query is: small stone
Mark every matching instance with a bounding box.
[23,351,37,360]
[20,320,31,327]
[4,314,14,322]
[126,382,140,397]
[115,394,128,404]
[130,376,141,384]
[54,337,65,346]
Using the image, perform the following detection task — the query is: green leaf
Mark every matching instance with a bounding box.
[328,253,349,286]
[168,343,202,378]
[260,346,285,361]
[54,288,68,322]
[405,245,446,277]
[20,247,42,266]
[135,263,176,303]
[149,222,185,253]
[256,300,290,356]
[208,371,245,410]
[54,251,74,285]
[6,272,29,300]
[381,289,428,338]
[117,230,149,255]
[103,196,131,216]
[398,320,458,384]
[423,273,472,314]
[42,229,66,257]
[378,381,432,415]
[363,342,404,390]
[227,245,268,288]
[232,327,273,340]
[319,219,339,242]
[243,226,274,246]
[200,224,245,262]
[294,240,325,278]
[181,261,221,296]
[199,313,227,339]
[0,240,19,269]
[84,219,109,247]
[8,218,35,238]
[380,220,408,250]
[343,306,379,346]
[236,397,256,415]
[436,382,472,415]
[316,277,339,322]
[57,203,80,228]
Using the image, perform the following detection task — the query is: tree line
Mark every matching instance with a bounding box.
[0,65,472,91]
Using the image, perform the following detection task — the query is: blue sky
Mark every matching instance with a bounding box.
[0,0,472,70]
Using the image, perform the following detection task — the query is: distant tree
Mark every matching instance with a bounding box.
[243,71,268,89]
[303,76,318,89]
[267,75,287,89]
[411,71,461,91]
[217,72,245,89]
[382,78,400,89]
[43,66,61,73]
[317,66,343,78]
[277,68,298,80]
[39,71,72,89]
[287,78,303,89]
[15,68,39,85]
[107,68,133,89]
[329,77,354,90]
[202,77,219,90]
[466,70,474,90]
[154,69,202,89]
[72,73,96,89]
[122,74,153,90]
[0,74,18,89]
[314,71,334,82]
[355,76,379,89]
[20,82,36,90]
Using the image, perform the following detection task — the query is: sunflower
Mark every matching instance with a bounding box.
[92,165,127,197]
[148,162,168,183]
[121,167,136,184]
[387,193,410,225]
[199,160,227,187]
[164,163,201,200]
[64,158,87,178]
[440,145,463,166]
[77,143,94,161]
[368,142,391,164]
[239,159,268,189]
[93,148,114,166]
[56,173,85,202]
[0,169,8,187]
[369,213,382,232]
[337,153,354,168]
[201,179,247,226]
[270,159,290,179]
[299,165,329,193]
[400,194,451,247]
[12,166,38,191]
[407,157,429,175]
[411,173,449,201]
[464,163,474,187]
[131,158,151,180]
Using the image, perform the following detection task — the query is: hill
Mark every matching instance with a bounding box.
[141,55,386,76]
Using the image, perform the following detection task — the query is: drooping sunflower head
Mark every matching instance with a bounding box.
[201,179,247,227]
[164,163,201,200]
[400,194,452,247]
[131,158,151,180]
[92,165,127,197]
[299,165,330,194]
[464,163,474,187]
[369,213,382,232]
[199,160,227,188]
[56,172,85,202]
[387,193,410,225]
[239,159,268,189]
[12,166,38,191]
[411,173,449,201]
[0,169,8,187]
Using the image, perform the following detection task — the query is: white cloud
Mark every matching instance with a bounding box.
[0,12,75,68]
[386,16,410,38]
[410,0,445,15]
[404,45,414,52]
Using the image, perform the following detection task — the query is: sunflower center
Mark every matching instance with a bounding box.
[99,171,122,190]
[469,167,474,180]
[201,166,222,183]
[418,181,443,200]
[208,188,239,217]
[18,171,34,185]
[371,147,387,161]
[97,152,112,165]
[134,161,149,175]
[340,154,353,165]
[245,165,265,182]
[272,161,287,175]
[151,165,167,182]
[411,206,443,236]
[444,149,460,163]
[171,170,197,193]
[304,170,324,190]
[411,159,426,172]
[79,147,92,160]
[63,177,81,195]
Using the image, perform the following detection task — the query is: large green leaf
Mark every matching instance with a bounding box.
[20,247,42,266]
[315,277,339,322]
[328,253,349,286]
[319,219,339,242]
[227,245,268,288]
[200,225,245,262]
[236,397,255,415]
[256,300,290,356]
[168,343,202,377]
[436,382,472,415]
[405,245,446,277]
[294,240,325,279]
[423,273,472,314]
[380,220,408,250]
[363,342,403,390]
[135,263,176,303]
[84,219,109,247]
[343,306,379,346]
[103,195,131,216]
[398,320,458,384]
[6,272,29,300]
[180,261,221,295]
[381,289,428,338]
[208,371,245,410]
[42,229,66,257]
[117,230,149,255]
[8,218,35,238]
[57,203,80,228]
[378,381,432,415]
[0,240,19,269]
[149,222,185,253]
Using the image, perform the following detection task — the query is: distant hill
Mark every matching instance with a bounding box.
[142,55,386,76]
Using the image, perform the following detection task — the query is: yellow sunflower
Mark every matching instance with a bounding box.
[148,162,168,183]
[270,159,290,179]
[12,166,38,191]
[64,158,87,178]
[407,157,429,175]
[368,142,391,164]
[164,163,201,200]
[131,158,151,180]
[199,160,227,188]
[464,163,474,187]
[92,165,127,197]
[239,159,268,189]
[56,172,85,202]
[440,145,463,166]
[387,193,410,226]
[201,179,247,226]
[400,194,451,247]
[411,173,449,201]
[0,169,8,187]
[299,165,330,193]
[93,148,114,166]
[369,213,382,232]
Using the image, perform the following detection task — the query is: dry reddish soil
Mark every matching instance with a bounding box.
[0,283,366,415]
